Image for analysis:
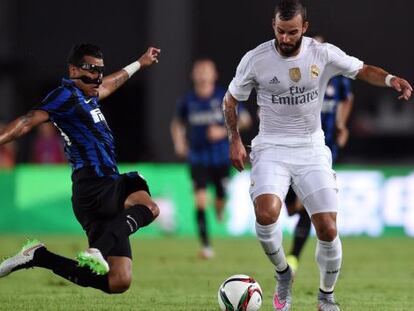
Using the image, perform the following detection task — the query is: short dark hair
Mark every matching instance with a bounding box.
[274,0,307,22]
[67,43,103,66]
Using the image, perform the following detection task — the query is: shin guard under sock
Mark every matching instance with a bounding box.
[92,204,154,256]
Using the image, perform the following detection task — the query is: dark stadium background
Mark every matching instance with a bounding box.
[0,0,413,163]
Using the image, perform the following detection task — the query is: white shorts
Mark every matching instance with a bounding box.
[249,144,338,215]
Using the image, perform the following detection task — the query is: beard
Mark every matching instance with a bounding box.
[276,35,303,57]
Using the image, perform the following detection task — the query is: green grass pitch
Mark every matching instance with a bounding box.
[0,236,413,310]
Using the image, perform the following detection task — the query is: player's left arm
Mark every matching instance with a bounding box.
[336,93,353,148]
[98,47,161,101]
[356,64,412,100]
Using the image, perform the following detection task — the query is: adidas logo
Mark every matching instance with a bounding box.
[269,76,280,84]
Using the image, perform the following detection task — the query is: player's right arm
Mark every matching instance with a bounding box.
[223,91,247,172]
[170,117,188,159]
[0,110,49,146]
[224,50,255,172]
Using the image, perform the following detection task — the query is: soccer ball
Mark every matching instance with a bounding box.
[217,274,263,311]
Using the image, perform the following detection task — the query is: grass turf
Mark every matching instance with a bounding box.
[0,236,413,310]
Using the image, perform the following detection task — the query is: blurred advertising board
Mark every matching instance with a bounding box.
[0,164,413,237]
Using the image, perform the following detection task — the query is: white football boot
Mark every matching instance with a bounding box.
[76,248,110,275]
[0,239,45,278]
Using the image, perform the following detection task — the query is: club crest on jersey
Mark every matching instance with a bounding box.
[289,67,301,82]
[90,108,106,123]
[311,65,320,79]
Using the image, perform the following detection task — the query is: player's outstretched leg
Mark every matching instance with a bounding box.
[0,239,111,293]
[0,239,44,277]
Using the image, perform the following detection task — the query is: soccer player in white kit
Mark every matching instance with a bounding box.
[222,1,412,310]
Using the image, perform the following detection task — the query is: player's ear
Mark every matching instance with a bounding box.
[272,18,276,30]
[68,64,77,77]
[302,21,309,35]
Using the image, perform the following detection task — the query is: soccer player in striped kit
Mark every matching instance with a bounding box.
[222,1,412,310]
[0,44,161,294]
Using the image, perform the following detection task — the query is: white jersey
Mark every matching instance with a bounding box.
[228,37,363,147]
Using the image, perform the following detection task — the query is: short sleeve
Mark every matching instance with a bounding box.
[325,43,364,79]
[228,51,256,101]
[34,87,72,117]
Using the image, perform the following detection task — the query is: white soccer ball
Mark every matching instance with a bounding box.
[217,274,263,311]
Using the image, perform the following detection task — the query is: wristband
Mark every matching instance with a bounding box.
[123,61,141,78]
[385,74,395,87]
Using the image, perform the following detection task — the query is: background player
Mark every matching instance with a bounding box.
[170,58,251,259]
[0,44,161,294]
[222,1,412,310]
[286,33,354,274]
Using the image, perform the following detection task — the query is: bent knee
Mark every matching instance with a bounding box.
[255,207,278,224]
[148,201,160,219]
[254,195,282,225]
[109,275,132,294]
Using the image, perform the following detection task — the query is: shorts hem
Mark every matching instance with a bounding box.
[309,208,338,216]
[300,186,338,201]
[250,185,285,202]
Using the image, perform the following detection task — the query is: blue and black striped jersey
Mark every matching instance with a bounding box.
[35,78,118,176]
[321,76,352,162]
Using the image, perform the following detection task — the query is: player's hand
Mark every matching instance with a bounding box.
[207,124,227,143]
[229,137,247,172]
[336,125,349,148]
[390,76,413,101]
[138,47,161,68]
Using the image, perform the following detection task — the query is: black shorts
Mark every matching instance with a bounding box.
[190,164,230,199]
[71,166,150,258]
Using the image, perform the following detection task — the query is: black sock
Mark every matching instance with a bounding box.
[32,247,110,293]
[291,208,312,258]
[196,208,209,247]
[92,204,154,256]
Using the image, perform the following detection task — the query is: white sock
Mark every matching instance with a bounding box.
[315,236,342,292]
[255,221,287,272]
